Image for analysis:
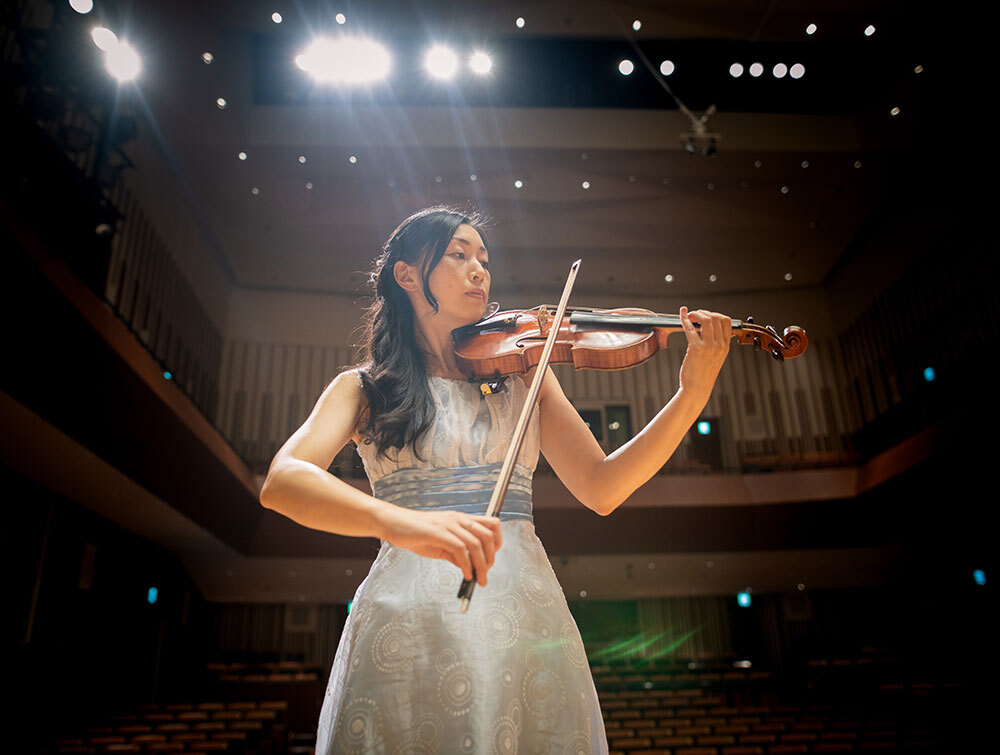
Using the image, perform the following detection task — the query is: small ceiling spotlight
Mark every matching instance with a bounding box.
[864,24,876,36]
[515,17,525,29]
[238,151,247,160]
[298,155,306,163]
[785,273,793,281]
[348,155,357,164]
[618,59,634,75]
[469,51,492,74]
[271,12,282,24]
[425,45,458,79]
[890,106,900,116]
[659,59,675,76]
[581,181,591,189]
[514,179,523,188]
[806,23,817,35]
[70,0,93,13]
[729,62,744,77]
[790,63,805,79]
[748,62,763,77]
[633,20,642,31]
[773,63,788,78]
[664,274,674,283]
[335,13,346,24]
[201,51,214,64]
[216,97,227,109]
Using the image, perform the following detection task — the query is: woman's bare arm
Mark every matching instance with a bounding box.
[259,370,393,538]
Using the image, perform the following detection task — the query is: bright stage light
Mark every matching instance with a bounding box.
[790,63,805,79]
[106,42,141,82]
[469,51,492,74]
[70,0,93,14]
[659,60,675,76]
[295,37,392,84]
[749,62,763,77]
[91,27,118,52]
[729,62,744,77]
[425,45,458,79]
[618,59,634,75]
[773,63,788,78]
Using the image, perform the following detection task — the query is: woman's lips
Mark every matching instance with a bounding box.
[466,290,485,300]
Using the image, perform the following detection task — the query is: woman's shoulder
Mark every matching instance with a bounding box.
[327,367,368,445]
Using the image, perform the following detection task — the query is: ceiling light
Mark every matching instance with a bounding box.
[633,20,642,31]
[618,59,634,75]
[91,27,118,52]
[105,41,140,82]
[295,37,392,83]
[70,0,93,13]
[515,17,525,29]
[789,63,805,79]
[729,62,743,77]
[271,12,282,24]
[806,23,817,35]
[201,51,214,64]
[659,60,675,76]
[425,45,458,79]
[773,63,787,78]
[335,13,346,25]
[864,25,876,36]
[216,97,227,108]
[238,151,247,160]
[582,181,590,189]
[748,62,763,77]
[298,155,306,163]
[514,179,523,188]
[469,51,492,74]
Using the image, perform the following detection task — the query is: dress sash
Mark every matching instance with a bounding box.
[371,462,534,522]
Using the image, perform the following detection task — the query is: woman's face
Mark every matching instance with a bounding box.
[425,223,491,322]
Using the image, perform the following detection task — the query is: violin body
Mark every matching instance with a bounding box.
[452,305,807,380]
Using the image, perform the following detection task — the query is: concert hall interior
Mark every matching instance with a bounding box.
[2,0,994,753]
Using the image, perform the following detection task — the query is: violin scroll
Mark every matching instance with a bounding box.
[736,317,808,362]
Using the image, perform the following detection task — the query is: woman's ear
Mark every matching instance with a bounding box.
[393,259,420,292]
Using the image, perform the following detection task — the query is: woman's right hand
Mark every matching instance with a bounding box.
[377,506,503,587]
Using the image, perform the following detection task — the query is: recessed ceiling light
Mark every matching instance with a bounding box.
[515,17,525,29]
[271,12,282,24]
[238,151,247,160]
[201,52,214,64]
[216,97,227,109]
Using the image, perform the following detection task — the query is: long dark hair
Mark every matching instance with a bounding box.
[353,206,491,460]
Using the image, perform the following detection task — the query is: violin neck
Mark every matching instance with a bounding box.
[569,312,743,330]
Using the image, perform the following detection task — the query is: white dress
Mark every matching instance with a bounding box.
[315,375,609,754]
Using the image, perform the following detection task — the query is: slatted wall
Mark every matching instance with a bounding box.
[215,235,996,477]
[103,180,224,423]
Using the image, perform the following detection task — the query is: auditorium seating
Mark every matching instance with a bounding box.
[593,653,965,754]
[48,699,288,754]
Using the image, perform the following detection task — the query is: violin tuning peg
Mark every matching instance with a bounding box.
[771,348,784,362]
[753,336,761,352]
[746,315,754,324]
[765,324,779,337]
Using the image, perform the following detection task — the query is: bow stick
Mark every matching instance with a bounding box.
[458,259,582,613]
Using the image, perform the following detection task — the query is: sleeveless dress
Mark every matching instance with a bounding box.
[315,374,609,755]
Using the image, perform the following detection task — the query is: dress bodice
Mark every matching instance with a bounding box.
[355,374,540,484]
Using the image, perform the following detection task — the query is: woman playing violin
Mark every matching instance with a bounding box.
[260,206,734,754]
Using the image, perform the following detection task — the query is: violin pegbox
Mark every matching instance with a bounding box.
[739,315,808,362]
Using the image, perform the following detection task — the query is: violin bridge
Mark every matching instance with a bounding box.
[537,305,552,336]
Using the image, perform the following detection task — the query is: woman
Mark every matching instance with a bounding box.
[260,206,733,754]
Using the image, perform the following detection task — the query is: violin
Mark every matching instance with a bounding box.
[451,304,808,380]
[456,260,808,612]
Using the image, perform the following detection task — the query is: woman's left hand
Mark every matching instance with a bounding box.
[678,306,733,396]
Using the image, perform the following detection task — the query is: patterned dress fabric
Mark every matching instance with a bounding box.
[315,374,609,754]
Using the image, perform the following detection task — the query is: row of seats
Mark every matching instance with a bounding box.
[50,700,287,754]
